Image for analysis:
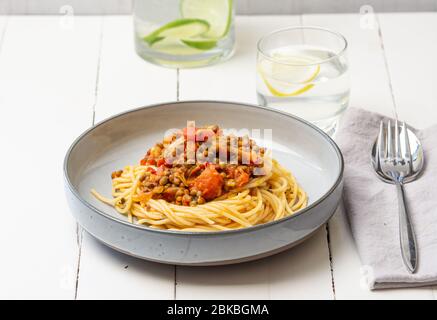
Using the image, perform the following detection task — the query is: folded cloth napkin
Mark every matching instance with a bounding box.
[336,107,437,289]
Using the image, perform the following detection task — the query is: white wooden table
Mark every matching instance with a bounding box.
[1,13,436,300]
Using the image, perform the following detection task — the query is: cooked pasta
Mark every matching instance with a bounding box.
[91,125,307,232]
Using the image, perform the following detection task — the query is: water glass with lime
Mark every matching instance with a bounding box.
[257,27,350,136]
[134,0,235,68]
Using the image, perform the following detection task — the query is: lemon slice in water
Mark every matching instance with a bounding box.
[258,55,321,97]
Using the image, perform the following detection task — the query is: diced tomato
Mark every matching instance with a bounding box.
[192,165,223,200]
[140,156,156,166]
[146,167,156,174]
[234,167,250,187]
[146,158,156,166]
[182,196,191,206]
[156,158,165,167]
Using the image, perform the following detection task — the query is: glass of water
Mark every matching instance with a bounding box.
[256,27,349,136]
[133,0,235,68]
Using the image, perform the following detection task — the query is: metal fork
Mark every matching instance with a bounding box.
[376,120,418,273]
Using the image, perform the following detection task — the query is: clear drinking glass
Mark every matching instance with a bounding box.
[256,27,349,135]
[133,0,235,68]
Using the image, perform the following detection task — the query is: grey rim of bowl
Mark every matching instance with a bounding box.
[257,26,348,67]
[63,100,344,236]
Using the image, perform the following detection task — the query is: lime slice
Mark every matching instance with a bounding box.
[151,38,207,55]
[143,18,210,46]
[181,0,233,39]
[181,38,217,50]
[258,55,321,97]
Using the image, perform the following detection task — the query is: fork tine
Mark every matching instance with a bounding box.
[395,120,401,159]
[377,120,385,167]
[402,121,413,174]
[387,120,394,159]
[378,121,388,176]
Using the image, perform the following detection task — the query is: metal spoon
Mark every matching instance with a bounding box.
[371,120,424,273]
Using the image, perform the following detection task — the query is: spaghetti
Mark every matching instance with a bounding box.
[91,125,307,232]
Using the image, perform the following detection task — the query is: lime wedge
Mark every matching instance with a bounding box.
[143,18,210,46]
[181,38,217,50]
[181,0,233,39]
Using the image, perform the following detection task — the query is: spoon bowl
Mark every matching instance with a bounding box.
[371,125,424,184]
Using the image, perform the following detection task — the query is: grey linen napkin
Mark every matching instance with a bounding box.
[335,107,437,289]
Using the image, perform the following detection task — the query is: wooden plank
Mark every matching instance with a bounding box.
[78,232,175,299]
[378,12,437,299]
[302,13,434,299]
[177,16,334,300]
[0,16,101,299]
[176,230,333,300]
[76,16,176,300]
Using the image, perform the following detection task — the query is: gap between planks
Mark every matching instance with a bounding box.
[375,14,398,119]
[325,223,336,299]
[74,15,105,300]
